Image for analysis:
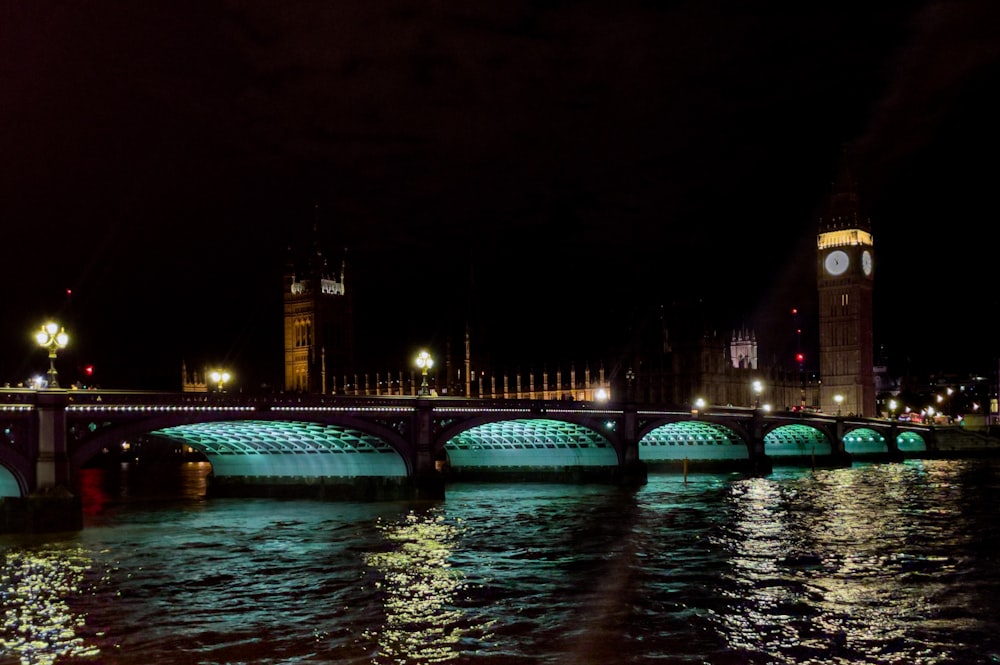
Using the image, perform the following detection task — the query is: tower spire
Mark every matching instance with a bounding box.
[823,147,868,232]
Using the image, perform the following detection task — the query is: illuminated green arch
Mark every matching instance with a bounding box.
[764,424,832,457]
[897,430,927,453]
[843,427,888,455]
[444,418,617,468]
[639,421,748,461]
[0,465,21,497]
[153,420,407,477]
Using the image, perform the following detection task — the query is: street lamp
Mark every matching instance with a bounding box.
[752,380,763,408]
[834,393,844,416]
[415,350,433,396]
[210,369,231,392]
[35,322,69,388]
[888,398,898,421]
[937,387,954,419]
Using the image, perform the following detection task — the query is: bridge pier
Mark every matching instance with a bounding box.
[0,391,82,533]
[35,391,71,489]
[0,489,82,534]
[411,470,446,499]
[884,422,905,461]
[412,398,445,500]
[617,402,648,486]
[749,409,773,475]
[614,459,648,486]
[828,418,855,467]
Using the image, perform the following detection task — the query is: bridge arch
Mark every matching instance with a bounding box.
[638,420,750,463]
[438,417,619,472]
[843,427,888,456]
[0,436,31,497]
[897,430,928,454]
[763,423,833,458]
[0,418,32,497]
[153,420,408,478]
[70,412,414,479]
[0,463,27,497]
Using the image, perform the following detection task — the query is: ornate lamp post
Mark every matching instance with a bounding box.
[834,393,844,416]
[210,369,231,392]
[752,379,763,408]
[415,350,433,396]
[35,322,69,388]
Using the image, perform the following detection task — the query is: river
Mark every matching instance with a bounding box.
[2,458,1000,664]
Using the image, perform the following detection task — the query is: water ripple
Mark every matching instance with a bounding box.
[2,461,1000,663]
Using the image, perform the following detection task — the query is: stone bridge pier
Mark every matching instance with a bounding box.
[617,402,648,485]
[750,409,773,475]
[35,391,71,490]
[1,390,82,533]
[412,398,445,499]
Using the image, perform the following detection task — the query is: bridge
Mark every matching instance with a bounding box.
[5,387,988,527]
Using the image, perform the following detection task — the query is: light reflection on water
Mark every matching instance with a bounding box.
[1,459,1000,664]
[363,511,483,663]
[0,545,99,664]
[712,464,996,665]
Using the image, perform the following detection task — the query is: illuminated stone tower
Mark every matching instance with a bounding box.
[816,161,875,417]
[729,327,757,369]
[283,212,354,393]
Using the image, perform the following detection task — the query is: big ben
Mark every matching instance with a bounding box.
[816,162,875,417]
[283,211,354,394]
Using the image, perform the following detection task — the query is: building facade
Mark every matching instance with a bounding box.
[623,302,817,411]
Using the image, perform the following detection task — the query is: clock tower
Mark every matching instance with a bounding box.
[816,161,875,417]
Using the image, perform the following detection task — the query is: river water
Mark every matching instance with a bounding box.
[3,458,1000,665]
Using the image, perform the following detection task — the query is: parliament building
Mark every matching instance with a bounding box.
[275,166,875,417]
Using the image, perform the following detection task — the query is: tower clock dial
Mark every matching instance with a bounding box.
[862,249,873,276]
[824,249,849,276]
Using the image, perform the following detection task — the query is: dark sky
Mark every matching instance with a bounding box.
[2,1,999,390]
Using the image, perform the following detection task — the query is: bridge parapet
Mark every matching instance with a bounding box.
[61,391,583,412]
[63,390,411,410]
[1,389,38,408]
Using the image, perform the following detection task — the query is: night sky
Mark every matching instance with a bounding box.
[2,1,998,391]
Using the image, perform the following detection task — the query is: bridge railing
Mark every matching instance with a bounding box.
[0,389,38,408]
[60,390,630,414]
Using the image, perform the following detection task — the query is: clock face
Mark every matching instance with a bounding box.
[862,250,873,276]
[824,250,849,276]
